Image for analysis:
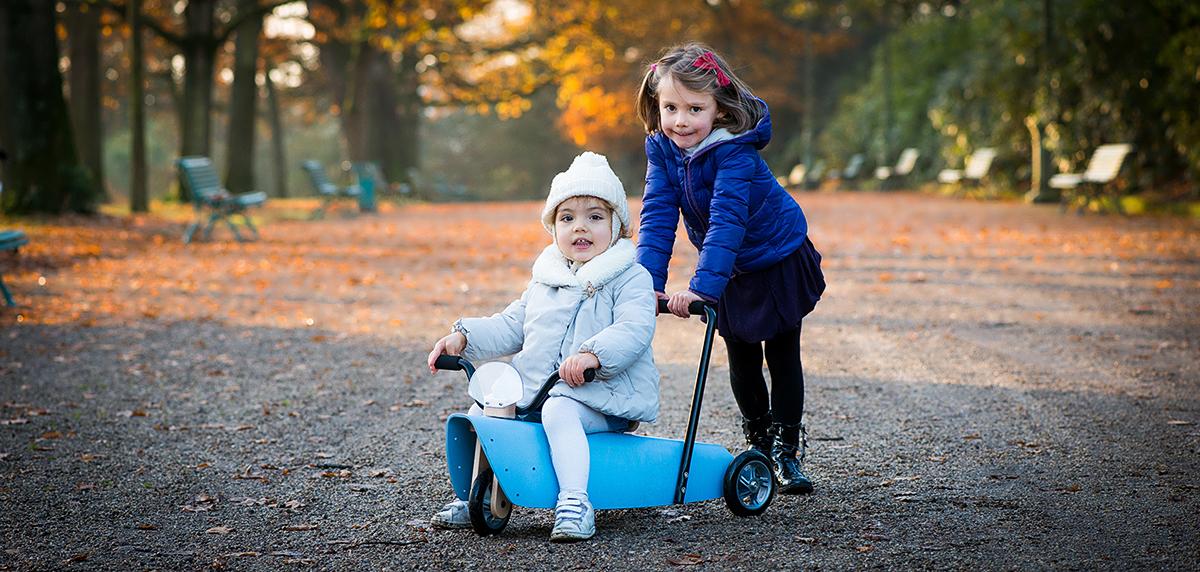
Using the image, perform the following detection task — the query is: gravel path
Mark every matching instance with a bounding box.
[1,192,1197,570]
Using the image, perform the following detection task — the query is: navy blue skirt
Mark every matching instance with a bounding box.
[717,237,825,344]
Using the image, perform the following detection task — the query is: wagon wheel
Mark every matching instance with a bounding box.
[468,468,510,535]
[723,450,775,517]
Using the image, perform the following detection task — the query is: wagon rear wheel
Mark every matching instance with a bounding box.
[723,450,775,516]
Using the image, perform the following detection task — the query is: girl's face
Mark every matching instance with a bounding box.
[658,74,720,150]
[554,196,613,264]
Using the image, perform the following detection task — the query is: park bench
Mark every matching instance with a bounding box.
[1050,144,1133,214]
[832,153,866,189]
[0,229,28,307]
[0,181,30,306]
[177,156,267,244]
[785,160,825,190]
[875,148,920,188]
[302,160,360,219]
[938,147,997,194]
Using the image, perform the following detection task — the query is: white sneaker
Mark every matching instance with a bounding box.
[430,499,471,529]
[549,491,595,542]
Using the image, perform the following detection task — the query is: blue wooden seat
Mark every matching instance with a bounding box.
[301,160,360,219]
[177,156,267,244]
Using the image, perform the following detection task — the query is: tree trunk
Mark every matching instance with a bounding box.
[0,0,98,214]
[264,64,288,198]
[224,0,263,194]
[389,45,421,185]
[180,0,217,161]
[65,2,106,200]
[129,0,148,212]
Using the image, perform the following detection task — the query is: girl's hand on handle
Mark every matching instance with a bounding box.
[427,332,467,373]
[667,290,703,319]
[559,352,600,387]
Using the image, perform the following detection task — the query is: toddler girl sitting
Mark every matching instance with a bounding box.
[427,152,659,542]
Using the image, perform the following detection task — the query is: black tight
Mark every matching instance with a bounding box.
[725,325,805,425]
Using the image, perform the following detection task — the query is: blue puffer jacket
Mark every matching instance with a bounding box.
[636,102,809,300]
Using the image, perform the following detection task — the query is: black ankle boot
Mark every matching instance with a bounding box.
[741,413,774,455]
[771,422,814,495]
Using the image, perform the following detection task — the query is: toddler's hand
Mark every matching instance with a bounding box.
[559,352,600,387]
[427,332,467,373]
[667,290,703,318]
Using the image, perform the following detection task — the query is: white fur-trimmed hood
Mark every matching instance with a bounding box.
[531,238,636,292]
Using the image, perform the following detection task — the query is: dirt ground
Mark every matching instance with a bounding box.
[1,192,1197,571]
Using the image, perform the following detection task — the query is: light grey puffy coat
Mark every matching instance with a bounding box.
[457,239,660,422]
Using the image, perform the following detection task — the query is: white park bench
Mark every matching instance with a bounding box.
[875,148,919,188]
[938,147,997,186]
[1050,143,1133,214]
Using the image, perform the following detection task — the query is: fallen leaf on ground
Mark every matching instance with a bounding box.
[1167,420,1194,426]
[206,526,233,534]
[667,553,704,566]
[137,523,157,530]
[281,524,319,531]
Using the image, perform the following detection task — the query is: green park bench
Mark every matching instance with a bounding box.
[302,160,360,219]
[0,182,30,306]
[938,147,997,195]
[177,156,267,244]
[0,229,28,307]
[1051,143,1133,214]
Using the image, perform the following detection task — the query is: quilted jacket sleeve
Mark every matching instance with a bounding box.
[635,138,680,294]
[458,288,528,361]
[689,145,752,299]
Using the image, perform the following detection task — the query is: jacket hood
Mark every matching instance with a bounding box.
[730,98,773,151]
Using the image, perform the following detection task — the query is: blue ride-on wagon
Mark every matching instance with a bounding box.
[434,301,776,536]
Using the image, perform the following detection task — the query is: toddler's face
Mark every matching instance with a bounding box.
[554,196,613,264]
[658,74,719,150]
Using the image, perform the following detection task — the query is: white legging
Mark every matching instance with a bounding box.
[469,396,614,495]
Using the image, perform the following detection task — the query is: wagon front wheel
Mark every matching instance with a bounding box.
[468,468,510,535]
[723,450,775,517]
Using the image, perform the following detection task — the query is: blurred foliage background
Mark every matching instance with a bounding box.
[0,0,1196,213]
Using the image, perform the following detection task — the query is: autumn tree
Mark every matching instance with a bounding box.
[0,0,100,214]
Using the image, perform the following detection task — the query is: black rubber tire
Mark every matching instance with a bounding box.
[468,468,510,536]
[723,450,775,517]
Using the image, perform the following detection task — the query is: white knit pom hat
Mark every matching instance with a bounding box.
[541,152,629,245]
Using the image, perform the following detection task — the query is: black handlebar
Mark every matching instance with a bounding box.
[657,299,713,316]
[434,354,475,378]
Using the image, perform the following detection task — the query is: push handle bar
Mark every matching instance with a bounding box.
[657,299,713,316]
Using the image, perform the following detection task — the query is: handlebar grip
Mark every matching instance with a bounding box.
[434,354,465,371]
[657,299,711,316]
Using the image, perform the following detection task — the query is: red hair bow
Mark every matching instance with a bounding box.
[692,51,731,87]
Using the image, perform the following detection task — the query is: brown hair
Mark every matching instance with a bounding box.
[635,43,764,136]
